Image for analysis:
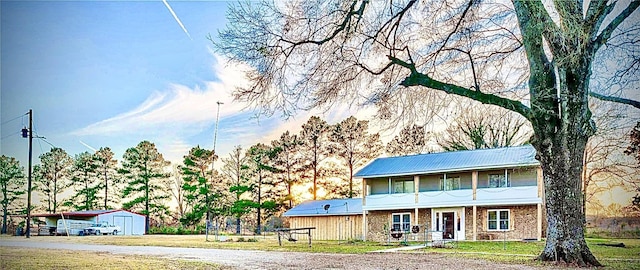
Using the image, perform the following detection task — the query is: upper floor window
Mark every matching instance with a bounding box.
[488,209,510,231]
[440,176,461,191]
[488,173,509,188]
[393,179,414,193]
[392,213,411,232]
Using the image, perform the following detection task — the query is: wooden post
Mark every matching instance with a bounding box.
[414,175,419,203]
[537,203,542,241]
[277,230,282,246]
[472,171,478,200]
[362,210,367,241]
[307,228,312,247]
[537,167,544,198]
[472,206,477,241]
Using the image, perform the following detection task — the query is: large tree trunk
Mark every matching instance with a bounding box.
[530,64,601,266]
[533,137,600,266]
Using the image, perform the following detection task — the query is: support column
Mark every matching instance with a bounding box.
[362,178,367,206]
[414,175,420,203]
[362,210,367,241]
[472,171,478,200]
[537,167,544,198]
[472,205,477,241]
[537,203,542,241]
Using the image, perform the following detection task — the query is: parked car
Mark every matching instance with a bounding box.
[83,223,121,235]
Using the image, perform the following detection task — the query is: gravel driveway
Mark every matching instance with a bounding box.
[0,240,541,269]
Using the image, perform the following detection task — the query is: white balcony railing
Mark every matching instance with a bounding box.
[475,186,539,203]
[364,185,540,210]
[364,193,415,210]
[417,189,474,207]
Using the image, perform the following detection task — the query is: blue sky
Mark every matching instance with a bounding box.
[1,1,638,208]
[1,0,365,166]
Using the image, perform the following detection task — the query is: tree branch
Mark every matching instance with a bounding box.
[593,1,640,51]
[389,56,532,120]
[589,92,640,109]
[280,0,368,47]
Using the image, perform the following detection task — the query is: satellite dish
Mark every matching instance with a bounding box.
[323,204,330,211]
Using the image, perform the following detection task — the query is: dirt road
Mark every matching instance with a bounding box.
[0,240,540,269]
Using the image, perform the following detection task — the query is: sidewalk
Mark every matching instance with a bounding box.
[368,244,427,253]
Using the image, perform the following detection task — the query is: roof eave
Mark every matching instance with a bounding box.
[354,162,540,179]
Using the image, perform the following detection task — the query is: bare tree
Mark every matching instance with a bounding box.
[583,103,638,223]
[222,145,252,234]
[164,165,189,223]
[216,0,640,265]
[386,124,429,156]
[438,103,531,151]
[624,121,640,215]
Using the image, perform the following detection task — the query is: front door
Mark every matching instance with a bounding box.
[432,208,465,240]
[442,212,455,239]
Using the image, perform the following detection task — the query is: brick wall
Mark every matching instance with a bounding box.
[473,205,540,240]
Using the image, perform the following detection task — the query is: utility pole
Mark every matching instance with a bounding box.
[22,109,33,238]
[206,101,223,242]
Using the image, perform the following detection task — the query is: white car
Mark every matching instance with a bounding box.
[83,223,121,235]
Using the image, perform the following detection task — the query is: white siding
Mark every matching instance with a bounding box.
[96,210,146,235]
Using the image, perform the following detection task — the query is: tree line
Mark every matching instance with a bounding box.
[2,113,637,235]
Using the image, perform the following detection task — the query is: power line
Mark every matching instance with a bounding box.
[0,114,26,126]
[1,131,20,140]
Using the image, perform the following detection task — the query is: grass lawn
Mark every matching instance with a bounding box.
[15,234,390,254]
[411,238,640,269]
[4,235,639,269]
[0,247,227,270]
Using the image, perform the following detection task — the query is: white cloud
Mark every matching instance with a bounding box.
[71,55,249,137]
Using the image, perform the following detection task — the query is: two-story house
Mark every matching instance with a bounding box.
[283,145,545,241]
[354,145,545,241]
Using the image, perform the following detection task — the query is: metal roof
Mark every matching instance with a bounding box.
[283,198,363,217]
[354,145,539,178]
[32,209,144,218]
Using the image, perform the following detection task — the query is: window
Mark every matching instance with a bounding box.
[393,179,414,193]
[440,176,461,191]
[488,173,509,188]
[488,210,510,231]
[392,213,411,232]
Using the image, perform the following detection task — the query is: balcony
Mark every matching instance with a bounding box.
[364,186,541,210]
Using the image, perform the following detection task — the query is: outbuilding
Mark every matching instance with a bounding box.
[32,209,146,235]
[283,198,363,241]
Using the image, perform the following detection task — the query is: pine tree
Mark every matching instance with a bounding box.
[299,116,329,200]
[1,155,25,234]
[120,141,170,233]
[37,147,73,213]
[65,152,100,211]
[180,146,215,228]
[94,147,119,209]
[329,116,383,198]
